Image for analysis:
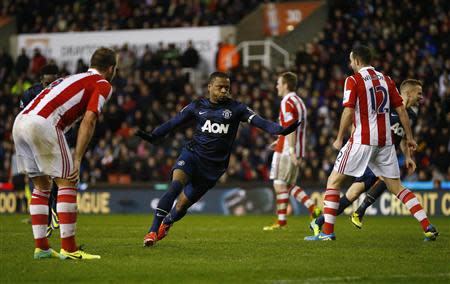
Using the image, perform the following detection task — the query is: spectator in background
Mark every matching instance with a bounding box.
[439,69,449,98]
[15,48,30,76]
[164,43,181,61]
[0,47,14,82]
[154,42,166,68]
[181,40,200,68]
[119,43,136,76]
[11,76,32,97]
[30,48,47,77]
[75,58,88,73]
[215,38,240,72]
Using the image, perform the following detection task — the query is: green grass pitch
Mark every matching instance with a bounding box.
[1,214,449,283]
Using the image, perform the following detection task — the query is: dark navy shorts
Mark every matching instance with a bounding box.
[354,167,379,191]
[172,148,225,203]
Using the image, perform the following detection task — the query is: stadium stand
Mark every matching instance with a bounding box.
[0,0,448,185]
[1,0,261,33]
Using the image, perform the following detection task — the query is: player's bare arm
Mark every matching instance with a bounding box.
[68,110,97,183]
[333,107,354,150]
[395,105,417,152]
[287,130,300,166]
[400,138,416,175]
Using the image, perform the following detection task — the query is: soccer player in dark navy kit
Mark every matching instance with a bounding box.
[19,64,62,237]
[135,72,301,246]
[309,79,438,240]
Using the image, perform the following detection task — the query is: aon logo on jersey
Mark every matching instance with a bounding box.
[391,122,404,137]
[201,120,230,134]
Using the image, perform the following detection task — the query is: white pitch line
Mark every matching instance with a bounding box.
[263,272,450,284]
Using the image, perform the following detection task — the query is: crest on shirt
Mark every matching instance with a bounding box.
[177,160,185,166]
[222,109,232,119]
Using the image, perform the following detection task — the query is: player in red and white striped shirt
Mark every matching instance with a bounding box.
[13,47,117,259]
[305,45,435,241]
[264,72,320,231]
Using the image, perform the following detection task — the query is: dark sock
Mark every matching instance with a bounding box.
[356,181,387,218]
[336,195,352,215]
[316,196,352,228]
[149,181,183,232]
[315,215,325,227]
[48,185,58,226]
[163,206,188,225]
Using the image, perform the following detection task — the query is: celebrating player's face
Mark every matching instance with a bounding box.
[276,77,285,96]
[409,85,423,106]
[209,77,230,103]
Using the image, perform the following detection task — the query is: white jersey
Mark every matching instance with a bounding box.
[343,66,403,146]
[274,92,306,157]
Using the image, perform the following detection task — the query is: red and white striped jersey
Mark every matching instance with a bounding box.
[343,66,403,146]
[274,92,307,157]
[21,68,113,133]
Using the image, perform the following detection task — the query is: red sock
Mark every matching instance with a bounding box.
[30,189,50,250]
[322,188,340,235]
[291,185,315,213]
[276,191,289,225]
[397,188,430,231]
[57,188,78,252]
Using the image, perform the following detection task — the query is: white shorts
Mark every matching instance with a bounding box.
[333,142,400,178]
[269,152,299,185]
[12,114,73,178]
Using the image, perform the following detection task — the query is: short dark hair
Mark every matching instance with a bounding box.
[280,72,298,91]
[352,45,372,65]
[400,79,422,92]
[208,71,229,84]
[40,64,59,76]
[90,47,117,72]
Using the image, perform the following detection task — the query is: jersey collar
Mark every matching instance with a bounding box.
[359,66,375,72]
[87,68,101,75]
[284,92,297,99]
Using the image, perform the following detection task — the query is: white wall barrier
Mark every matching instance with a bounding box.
[16,26,235,73]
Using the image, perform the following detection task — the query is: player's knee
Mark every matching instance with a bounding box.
[31,176,52,193]
[346,183,364,201]
[172,169,188,185]
[54,178,77,189]
[327,171,346,189]
[273,181,287,192]
[346,190,359,202]
[34,187,51,195]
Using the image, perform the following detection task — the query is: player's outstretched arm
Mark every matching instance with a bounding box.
[135,129,156,143]
[135,103,194,143]
[134,118,179,144]
[250,115,300,136]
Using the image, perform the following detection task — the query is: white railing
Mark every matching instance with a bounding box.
[226,40,290,69]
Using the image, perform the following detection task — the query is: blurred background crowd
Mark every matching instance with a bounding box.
[0,0,448,186]
[1,0,260,33]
